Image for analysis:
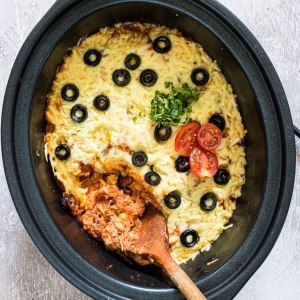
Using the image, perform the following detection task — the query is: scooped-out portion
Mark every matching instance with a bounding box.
[44,22,246,264]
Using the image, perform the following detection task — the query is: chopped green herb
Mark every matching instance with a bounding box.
[150,82,200,127]
[133,111,142,122]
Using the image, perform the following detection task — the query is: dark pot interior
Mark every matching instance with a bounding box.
[2,0,295,299]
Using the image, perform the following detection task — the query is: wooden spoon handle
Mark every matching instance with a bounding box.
[161,255,207,300]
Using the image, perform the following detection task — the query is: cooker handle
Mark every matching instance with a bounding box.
[294,125,300,138]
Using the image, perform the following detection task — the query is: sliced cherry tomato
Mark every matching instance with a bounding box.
[197,123,222,150]
[189,147,218,178]
[175,122,200,156]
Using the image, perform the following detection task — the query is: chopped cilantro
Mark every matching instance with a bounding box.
[150,82,200,127]
[133,111,142,122]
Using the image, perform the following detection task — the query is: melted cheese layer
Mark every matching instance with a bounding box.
[45,23,246,264]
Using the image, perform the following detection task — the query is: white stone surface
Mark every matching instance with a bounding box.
[0,0,299,299]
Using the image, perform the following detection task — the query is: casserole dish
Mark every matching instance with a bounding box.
[1,0,298,299]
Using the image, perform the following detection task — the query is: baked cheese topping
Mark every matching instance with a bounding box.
[45,22,246,264]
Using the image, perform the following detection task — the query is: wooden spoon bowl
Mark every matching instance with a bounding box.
[124,204,207,300]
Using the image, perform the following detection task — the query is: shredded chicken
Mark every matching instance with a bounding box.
[70,166,160,265]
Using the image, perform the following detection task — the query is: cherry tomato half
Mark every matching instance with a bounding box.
[175,122,200,156]
[197,123,222,150]
[189,147,218,178]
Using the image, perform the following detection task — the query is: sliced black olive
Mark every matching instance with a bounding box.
[61,193,79,210]
[154,124,172,142]
[94,95,110,111]
[153,36,171,53]
[71,104,88,123]
[61,84,79,101]
[140,69,157,87]
[84,49,101,67]
[191,68,209,86]
[113,69,131,86]
[132,151,148,167]
[200,193,217,211]
[145,171,161,186]
[175,156,190,172]
[124,53,141,70]
[55,144,71,160]
[214,168,230,185]
[61,193,76,209]
[209,114,225,131]
[180,229,199,247]
[164,191,181,209]
[61,194,70,209]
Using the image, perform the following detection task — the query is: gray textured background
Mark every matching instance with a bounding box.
[1,0,300,299]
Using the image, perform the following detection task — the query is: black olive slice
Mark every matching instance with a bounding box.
[180,229,199,247]
[209,114,225,131]
[164,191,181,209]
[113,69,131,86]
[124,53,141,70]
[153,36,171,53]
[132,151,148,167]
[214,168,230,185]
[94,95,110,111]
[61,193,79,210]
[200,193,217,211]
[61,193,75,209]
[145,171,161,186]
[61,84,79,101]
[191,68,209,86]
[154,124,172,142]
[175,156,190,172]
[140,69,158,87]
[61,194,70,209]
[71,104,88,123]
[55,144,71,160]
[84,49,101,67]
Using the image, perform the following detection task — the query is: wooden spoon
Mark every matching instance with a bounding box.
[125,204,207,300]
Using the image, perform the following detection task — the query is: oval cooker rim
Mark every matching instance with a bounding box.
[1,0,296,299]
